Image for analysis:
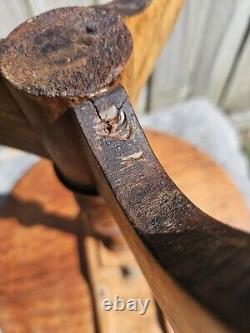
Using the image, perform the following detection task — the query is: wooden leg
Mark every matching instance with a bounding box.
[0,130,248,332]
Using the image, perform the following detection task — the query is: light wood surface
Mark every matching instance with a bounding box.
[123,0,183,100]
[0,130,249,332]
[0,161,95,333]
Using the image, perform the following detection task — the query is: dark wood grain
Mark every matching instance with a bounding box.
[0,72,47,157]
[71,86,250,333]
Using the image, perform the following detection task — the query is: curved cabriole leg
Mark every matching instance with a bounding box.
[72,85,250,333]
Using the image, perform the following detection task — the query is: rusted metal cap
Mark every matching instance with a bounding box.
[0,7,132,98]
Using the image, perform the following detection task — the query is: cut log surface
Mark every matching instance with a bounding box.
[0,129,249,333]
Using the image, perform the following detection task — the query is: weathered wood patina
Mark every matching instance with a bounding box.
[0,2,249,332]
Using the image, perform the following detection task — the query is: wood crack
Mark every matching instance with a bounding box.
[90,93,131,140]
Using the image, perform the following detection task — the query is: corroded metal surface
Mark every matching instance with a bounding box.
[0,7,132,98]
